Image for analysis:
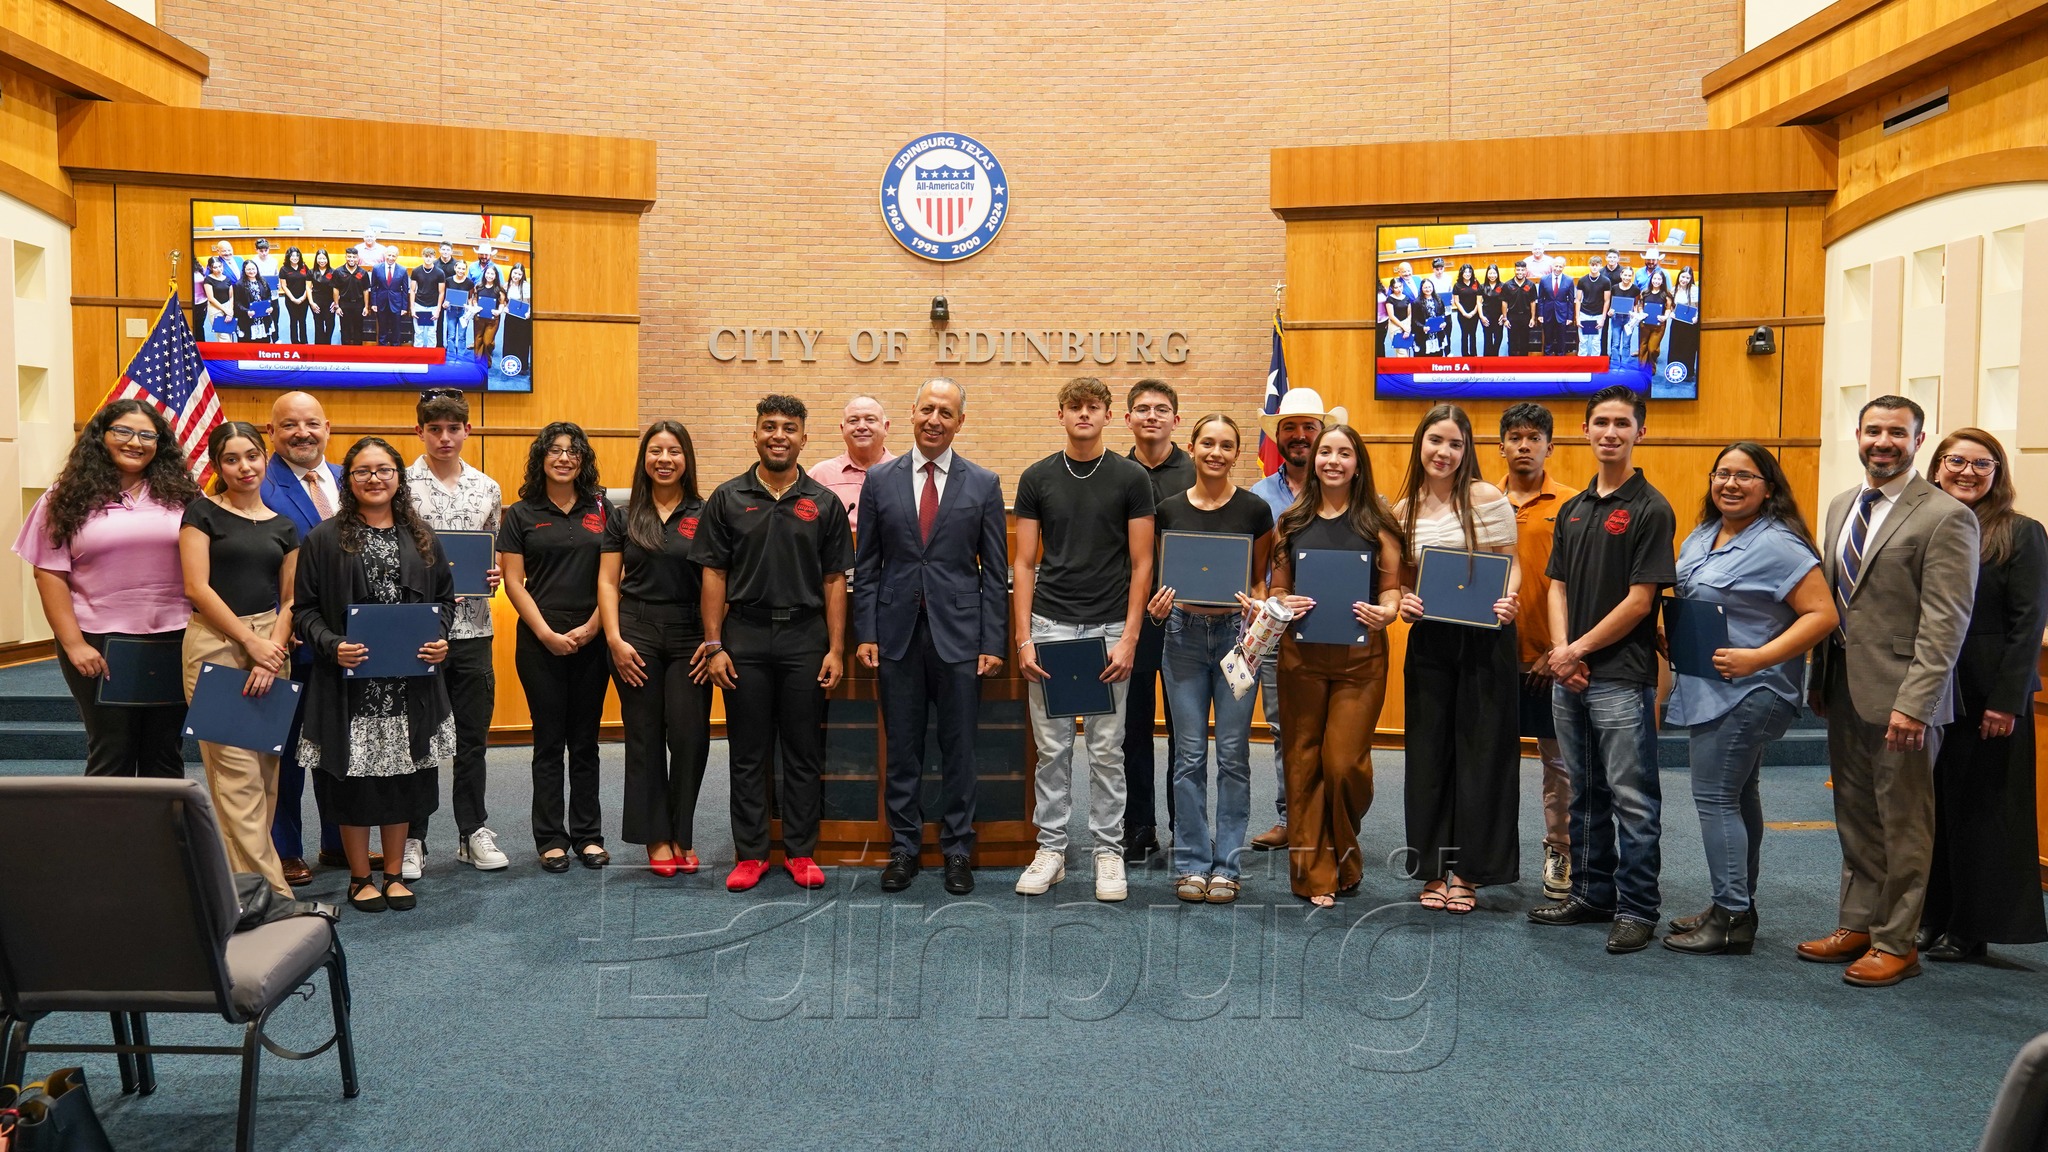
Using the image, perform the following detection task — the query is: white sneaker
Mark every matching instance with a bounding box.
[1015,847,1065,895]
[399,838,425,881]
[1543,845,1571,901]
[457,827,510,871]
[1095,850,1128,902]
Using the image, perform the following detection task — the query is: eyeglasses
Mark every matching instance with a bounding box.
[1938,454,1997,475]
[1708,469,1764,485]
[419,388,464,401]
[348,466,398,482]
[106,426,160,444]
[544,446,584,460]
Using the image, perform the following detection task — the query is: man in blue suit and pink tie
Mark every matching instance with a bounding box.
[260,390,346,886]
[852,377,1009,895]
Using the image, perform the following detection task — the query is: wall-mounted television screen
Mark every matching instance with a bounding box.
[189,200,535,393]
[1373,217,1701,401]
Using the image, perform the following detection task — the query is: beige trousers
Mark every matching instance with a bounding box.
[183,611,289,896]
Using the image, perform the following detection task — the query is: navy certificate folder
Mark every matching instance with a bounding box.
[345,603,443,678]
[1416,547,1510,629]
[99,637,186,706]
[475,297,498,319]
[439,531,496,597]
[183,663,303,754]
[506,299,531,319]
[445,288,469,309]
[1159,531,1251,608]
[1663,596,1731,681]
[1289,548,1374,646]
[1037,637,1114,718]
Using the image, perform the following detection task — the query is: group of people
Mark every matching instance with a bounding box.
[1378,247,1701,383]
[15,376,2043,982]
[196,235,531,367]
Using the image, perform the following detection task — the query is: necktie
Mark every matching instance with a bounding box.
[304,471,335,521]
[918,461,939,544]
[1835,488,1883,609]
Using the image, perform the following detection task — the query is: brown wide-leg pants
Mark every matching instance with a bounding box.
[182,611,290,896]
[1279,634,1389,898]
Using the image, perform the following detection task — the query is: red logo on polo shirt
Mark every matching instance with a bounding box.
[793,497,819,522]
[581,512,604,533]
[677,516,699,540]
[1604,508,1631,535]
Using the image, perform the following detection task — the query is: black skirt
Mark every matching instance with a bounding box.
[315,764,439,828]
[1925,709,2048,943]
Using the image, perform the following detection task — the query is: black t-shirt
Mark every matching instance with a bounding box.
[182,498,300,616]
[1480,282,1506,319]
[1013,450,1155,625]
[1281,512,1381,600]
[1129,445,1197,509]
[602,497,706,610]
[1577,273,1610,316]
[1155,488,1274,539]
[310,268,336,304]
[1454,282,1481,312]
[332,266,369,303]
[498,492,614,630]
[410,265,444,309]
[279,266,312,302]
[690,466,854,612]
[1545,469,1677,685]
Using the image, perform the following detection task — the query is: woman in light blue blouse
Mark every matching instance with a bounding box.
[1663,442,1837,956]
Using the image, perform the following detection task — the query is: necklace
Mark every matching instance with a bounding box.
[759,466,798,500]
[1062,453,1104,480]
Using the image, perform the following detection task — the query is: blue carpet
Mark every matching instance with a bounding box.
[7,742,2045,1151]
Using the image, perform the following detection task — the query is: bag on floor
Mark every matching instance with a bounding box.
[232,872,337,931]
[0,1066,116,1152]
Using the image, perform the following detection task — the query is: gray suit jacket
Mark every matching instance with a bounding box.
[1813,473,1979,726]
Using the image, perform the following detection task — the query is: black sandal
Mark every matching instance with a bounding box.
[383,876,417,911]
[579,845,611,869]
[348,875,386,913]
[540,849,572,873]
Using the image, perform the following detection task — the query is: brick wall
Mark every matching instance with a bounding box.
[161,1,1739,482]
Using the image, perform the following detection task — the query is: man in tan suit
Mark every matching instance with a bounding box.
[1801,395,1979,987]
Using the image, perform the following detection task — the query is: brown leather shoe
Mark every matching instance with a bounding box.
[1250,823,1288,851]
[1843,947,1921,987]
[281,857,313,886]
[1796,928,1871,963]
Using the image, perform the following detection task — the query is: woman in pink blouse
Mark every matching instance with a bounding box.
[14,399,202,776]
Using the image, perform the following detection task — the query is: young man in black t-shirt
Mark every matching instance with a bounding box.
[691,394,855,894]
[1120,378,1194,864]
[1011,377,1156,901]
[1527,385,1677,955]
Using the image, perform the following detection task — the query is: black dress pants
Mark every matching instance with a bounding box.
[1122,618,1175,837]
[414,635,494,843]
[516,623,609,853]
[880,610,980,857]
[616,601,712,848]
[57,630,187,778]
[1402,620,1521,885]
[340,308,365,345]
[722,613,828,861]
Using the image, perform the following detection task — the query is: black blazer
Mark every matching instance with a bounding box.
[852,452,1009,665]
[1956,513,2048,717]
[293,517,455,781]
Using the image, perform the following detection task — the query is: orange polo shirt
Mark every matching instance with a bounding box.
[1504,471,1570,665]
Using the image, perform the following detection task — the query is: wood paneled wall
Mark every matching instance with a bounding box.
[1273,134,1832,735]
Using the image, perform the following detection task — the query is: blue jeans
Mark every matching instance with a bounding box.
[1162,610,1255,878]
[1552,680,1662,922]
[1687,690,1794,913]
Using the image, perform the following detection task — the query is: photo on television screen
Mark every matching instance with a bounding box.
[190,200,535,393]
[1373,217,1701,401]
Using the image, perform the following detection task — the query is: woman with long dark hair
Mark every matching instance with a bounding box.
[233,257,274,343]
[1270,425,1404,907]
[1385,278,1414,357]
[1919,428,2048,961]
[1393,404,1521,913]
[471,263,507,360]
[293,436,454,913]
[599,420,712,877]
[179,421,299,894]
[1663,442,1835,954]
[1479,264,1507,356]
[1415,279,1448,356]
[1667,266,1702,383]
[500,421,614,872]
[1452,263,1482,356]
[14,399,200,777]
[310,248,339,345]
[278,246,313,343]
[201,255,236,341]
[1636,267,1675,369]
[500,263,533,377]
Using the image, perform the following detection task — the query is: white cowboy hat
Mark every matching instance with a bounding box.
[475,242,495,256]
[1261,387,1347,436]
[1643,246,1663,262]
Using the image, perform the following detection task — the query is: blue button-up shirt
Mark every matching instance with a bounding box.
[1250,469,1302,524]
[1664,515,1820,726]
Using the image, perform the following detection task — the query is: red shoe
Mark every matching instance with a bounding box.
[649,851,679,878]
[726,859,770,892]
[786,856,826,889]
[680,851,700,875]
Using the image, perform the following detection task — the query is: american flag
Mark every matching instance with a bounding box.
[103,296,222,486]
[1257,310,1288,476]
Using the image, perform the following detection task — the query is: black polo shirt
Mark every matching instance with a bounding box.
[602,497,706,608]
[497,491,614,631]
[1129,444,1197,508]
[691,465,854,612]
[1545,468,1677,685]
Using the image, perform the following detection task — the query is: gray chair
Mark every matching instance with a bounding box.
[0,777,357,1152]
[1980,1031,2048,1152]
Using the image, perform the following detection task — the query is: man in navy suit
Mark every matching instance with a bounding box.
[853,377,1009,895]
[261,391,347,884]
[1537,261,1578,356]
[370,249,410,346]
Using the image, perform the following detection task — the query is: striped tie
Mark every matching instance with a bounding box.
[1835,488,1883,610]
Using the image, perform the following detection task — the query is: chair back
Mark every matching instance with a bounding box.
[0,777,237,1017]
[1979,1031,2048,1152]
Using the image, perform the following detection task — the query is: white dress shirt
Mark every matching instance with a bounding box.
[910,445,955,521]
[1833,470,1914,566]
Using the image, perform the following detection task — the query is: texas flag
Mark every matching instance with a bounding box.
[1258,311,1288,476]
